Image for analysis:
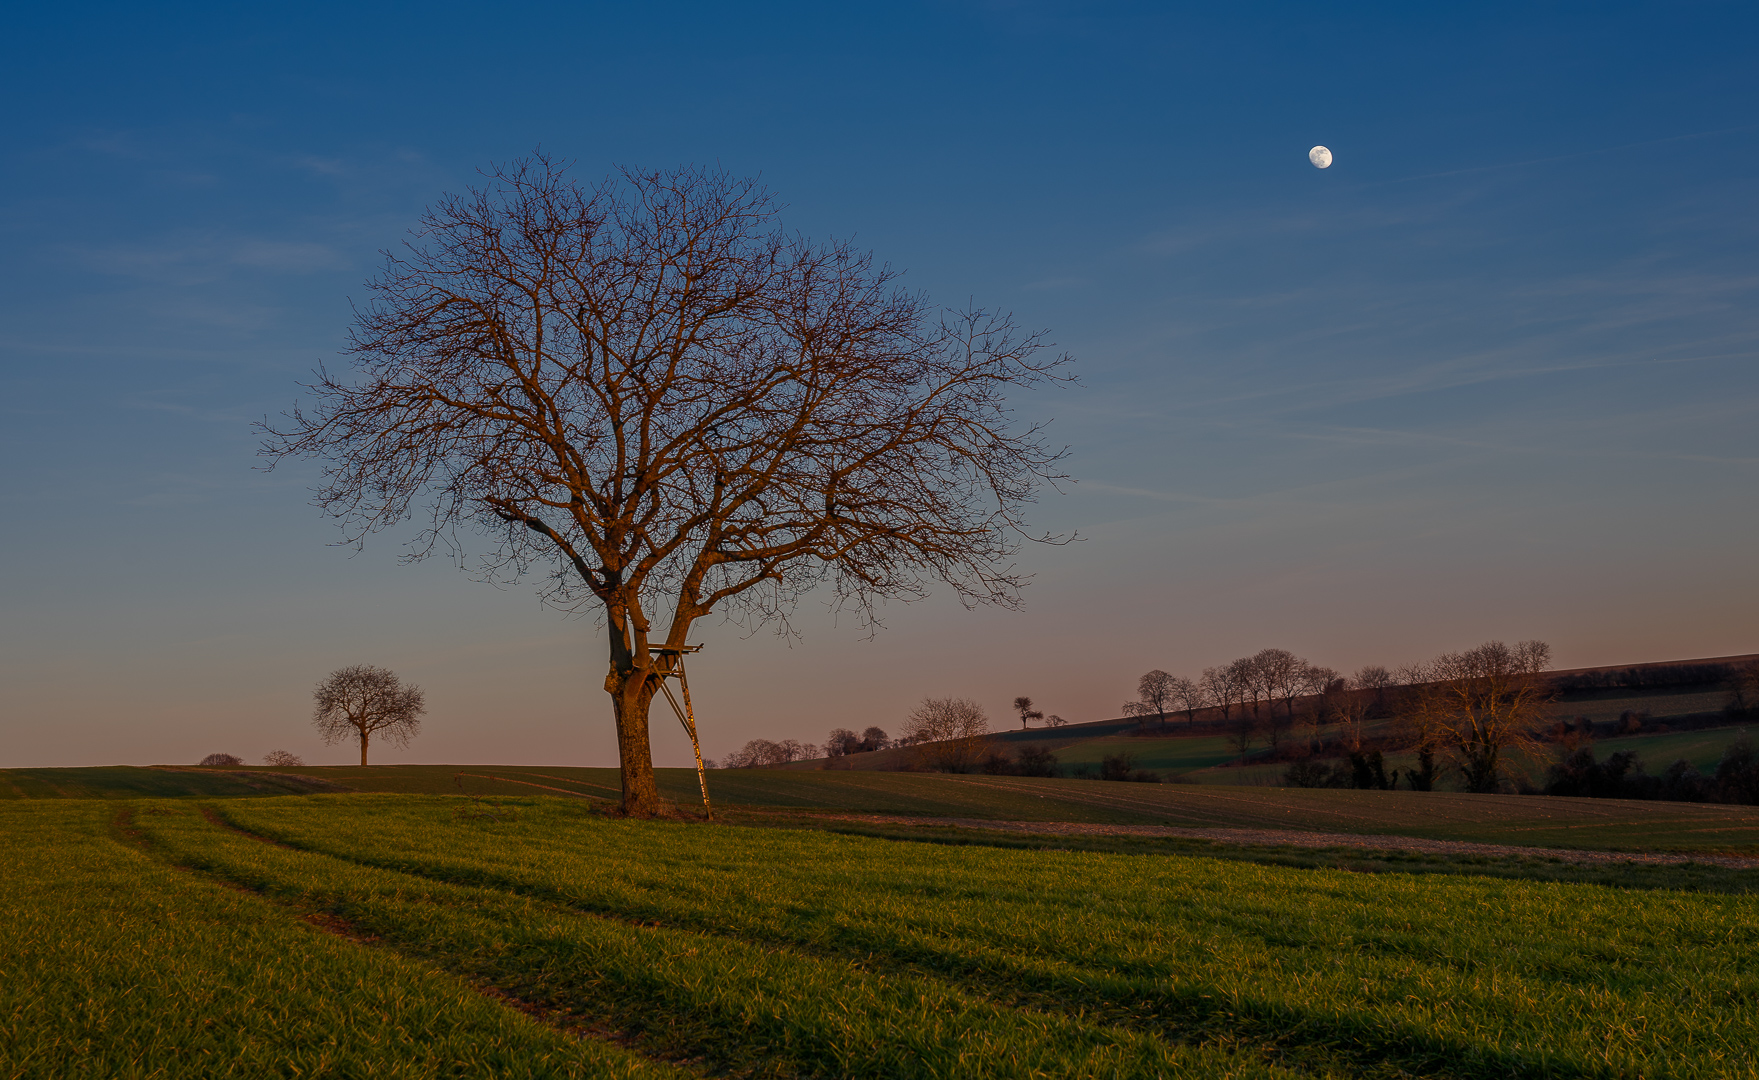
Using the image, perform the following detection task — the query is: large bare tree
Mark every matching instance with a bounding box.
[262,157,1069,815]
[1403,640,1552,793]
[900,697,993,773]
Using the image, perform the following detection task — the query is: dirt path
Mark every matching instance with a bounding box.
[816,814,1759,869]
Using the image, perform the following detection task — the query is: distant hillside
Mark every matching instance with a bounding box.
[781,651,1756,775]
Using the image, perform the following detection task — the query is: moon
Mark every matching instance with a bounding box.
[1309,145,1333,169]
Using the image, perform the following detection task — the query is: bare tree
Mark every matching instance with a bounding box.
[1131,670,1178,732]
[722,738,786,768]
[859,725,891,749]
[1012,695,1045,730]
[1043,713,1068,728]
[261,157,1069,817]
[198,753,243,767]
[1325,674,1373,751]
[1404,640,1553,793]
[312,665,426,766]
[900,697,992,772]
[262,750,304,767]
[1200,664,1245,723]
[1232,655,1270,723]
[1170,676,1207,727]
[825,727,859,757]
[777,738,816,762]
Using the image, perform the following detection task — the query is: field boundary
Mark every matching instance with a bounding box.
[805,814,1759,868]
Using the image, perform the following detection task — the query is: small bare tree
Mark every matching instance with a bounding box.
[263,750,304,767]
[312,665,426,766]
[198,753,243,767]
[1404,640,1552,793]
[901,697,992,772]
[1043,713,1068,728]
[1012,696,1045,730]
[262,156,1069,817]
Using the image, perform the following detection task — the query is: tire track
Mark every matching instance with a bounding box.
[121,805,701,1077]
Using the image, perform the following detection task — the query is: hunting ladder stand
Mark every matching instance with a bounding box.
[652,645,712,819]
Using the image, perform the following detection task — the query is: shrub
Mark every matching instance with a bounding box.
[1715,734,1759,804]
[1098,752,1158,783]
[1015,745,1059,778]
[198,753,243,767]
[1282,759,1345,788]
[262,750,304,767]
[1349,750,1393,790]
[1660,758,1710,802]
[1545,747,1646,799]
[1405,748,1439,791]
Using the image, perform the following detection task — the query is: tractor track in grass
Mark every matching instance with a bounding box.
[188,804,1595,1080]
[796,812,1759,868]
[116,806,706,1076]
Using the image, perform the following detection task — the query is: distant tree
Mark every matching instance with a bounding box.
[1327,675,1373,751]
[1354,664,1394,705]
[1727,661,1759,715]
[900,697,991,772]
[198,752,243,767]
[1043,714,1069,728]
[825,727,860,757]
[1170,676,1208,727]
[859,726,891,751]
[262,750,304,767]
[260,157,1071,817]
[1231,656,1269,723]
[723,738,785,768]
[312,665,426,766]
[1403,640,1552,793]
[1012,696,1045,730]
[776,738,817,762]
[1132,670,1177,732]
[1200,665,1243,723]
[1255,649,1305,718]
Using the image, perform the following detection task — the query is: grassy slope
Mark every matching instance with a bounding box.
[1587,724,1758,773]
[129,795,1759,1079]
[0,801,675,1079]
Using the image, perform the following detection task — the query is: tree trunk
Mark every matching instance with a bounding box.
[360,730,369,767]
[611,677,663,817]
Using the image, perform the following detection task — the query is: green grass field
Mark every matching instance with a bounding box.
[7,794,1758,1078]
[12,764,1759,852]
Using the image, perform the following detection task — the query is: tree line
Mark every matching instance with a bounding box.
[1117,641,1554,793]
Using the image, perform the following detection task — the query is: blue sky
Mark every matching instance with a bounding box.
[4,2,1757,767]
